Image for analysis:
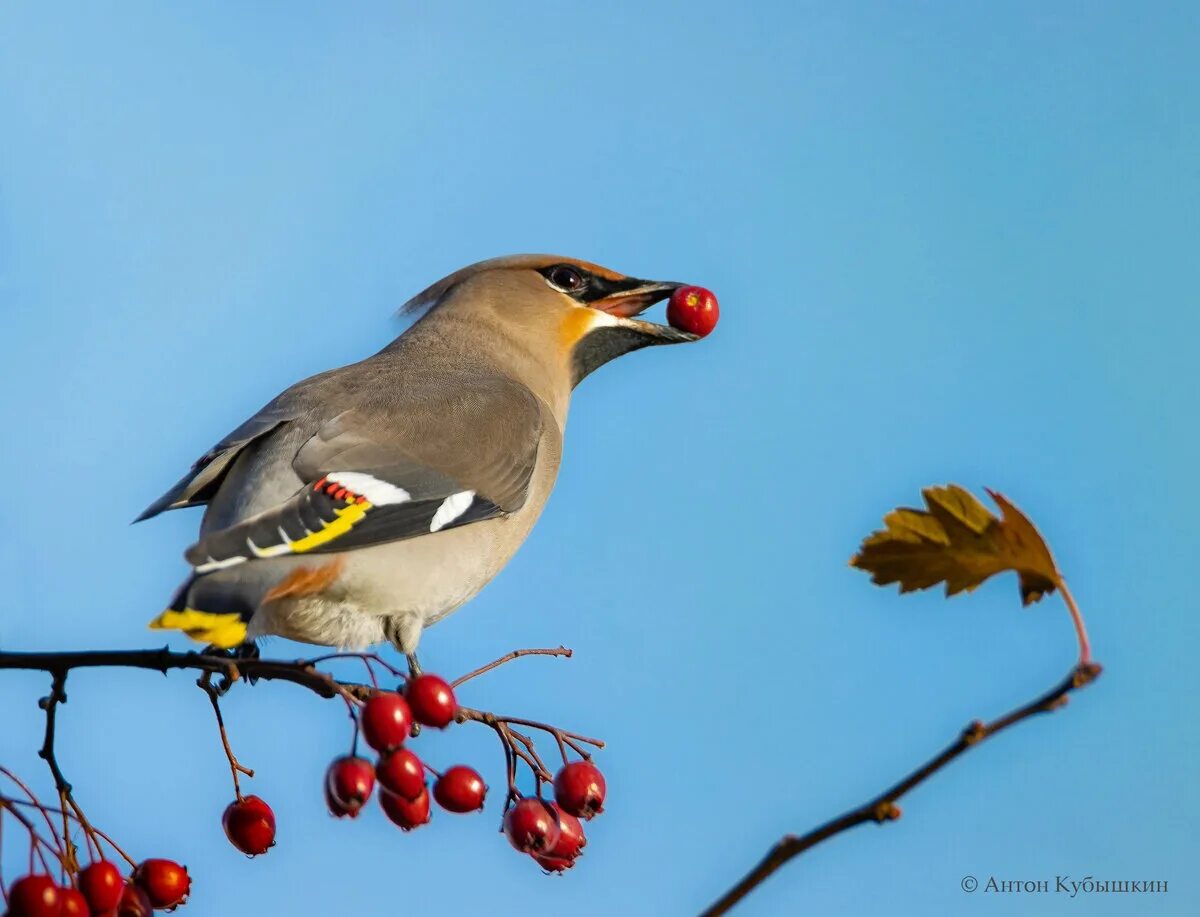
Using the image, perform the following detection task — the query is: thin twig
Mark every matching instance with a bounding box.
[36,670,98,873]
[198,675,255,800]
[451,646,572,688]
[508,728,554,783]
[0,794,134,870]
[0,769,68,861]
[0,797,62,875]
[700,660,1102,916]
[456,708,604,750]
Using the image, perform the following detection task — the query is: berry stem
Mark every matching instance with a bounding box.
[1,795,63,875]
[0,791,135,870]
[0,768,68,862]
[421,761,443,780]
[508,728,553,783]
[304,651,405,687]
[349,710,362,757]
[198,675,255,801]
[87,823,137,870]
[552,731,570,766]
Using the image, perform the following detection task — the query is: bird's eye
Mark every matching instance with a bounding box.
[547,265,585,293]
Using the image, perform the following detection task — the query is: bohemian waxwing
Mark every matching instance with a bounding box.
[140,255,700,668]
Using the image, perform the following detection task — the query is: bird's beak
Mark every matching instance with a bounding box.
[590,279,698,344]
[591,280,680,318]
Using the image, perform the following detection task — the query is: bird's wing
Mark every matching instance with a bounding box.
[182,377,546,573]
[134,403,295,522]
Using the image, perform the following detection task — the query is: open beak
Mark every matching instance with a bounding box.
[590,279,698,344]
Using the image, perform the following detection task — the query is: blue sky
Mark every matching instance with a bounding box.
[1,2,1197,914]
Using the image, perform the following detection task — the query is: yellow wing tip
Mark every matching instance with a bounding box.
[148,609,247,649]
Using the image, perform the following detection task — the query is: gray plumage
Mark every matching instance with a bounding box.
[142,254,697,655]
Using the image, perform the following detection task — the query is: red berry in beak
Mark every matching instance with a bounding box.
[377,747,427,800]
[406,673,457,728]
[132,859,190,909]
[222,794,277,855]
[379,786,431,830]
[325,755,376,817]
[361,691,413,752]
[432,765,487,813]
[553,760,606,819]
[666,285,719,338]
[503,798,561,854]
[77,861,124,912]
[6,875,61,917]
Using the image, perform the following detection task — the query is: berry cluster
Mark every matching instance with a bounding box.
[319,672,607,874]
[4,857,190,916]
[2,646,604,912]
[503,760,605,872]
[324,673,470,830]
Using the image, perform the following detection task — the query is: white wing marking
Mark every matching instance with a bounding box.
[430,490,476,533]
[326,472,412,505]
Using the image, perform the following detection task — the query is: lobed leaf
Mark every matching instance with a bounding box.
[850,484,1059,605]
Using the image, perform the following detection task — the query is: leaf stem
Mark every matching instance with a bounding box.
[1056,578,1091,664]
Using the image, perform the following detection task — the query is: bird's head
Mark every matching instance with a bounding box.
[400,255,700,385]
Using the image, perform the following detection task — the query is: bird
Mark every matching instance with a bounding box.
[138,254,700,672]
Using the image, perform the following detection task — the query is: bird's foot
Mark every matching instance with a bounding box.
[202,641,261,694]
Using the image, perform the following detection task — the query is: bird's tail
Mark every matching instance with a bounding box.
[148,575,251,649]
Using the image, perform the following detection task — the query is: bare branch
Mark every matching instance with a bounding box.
[700,661,1102,916]
[451,646,573,688]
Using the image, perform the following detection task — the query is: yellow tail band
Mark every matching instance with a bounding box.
[149,609,247,648]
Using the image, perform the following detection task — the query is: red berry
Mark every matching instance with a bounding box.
[666,285,719,338]
[117,883,154,917]
[361,691,413,751]
[324,779,353,818]
[433,765,486,813]
[6,875,60,917]
[379,786,431,830]
[534,854,577,873]
[59,886,89,916]
[545,802,587,860]
[533,805,586,872]
[554,760,606,819]
[222,794,277,856]
[325,756,375,816]
[376,748,425,800]
[78,861,124,911]
[503,798,561,854]
[406,674,457,728]
[132,859,190,909]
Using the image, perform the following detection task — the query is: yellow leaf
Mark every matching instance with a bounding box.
[850,485,1059,606]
